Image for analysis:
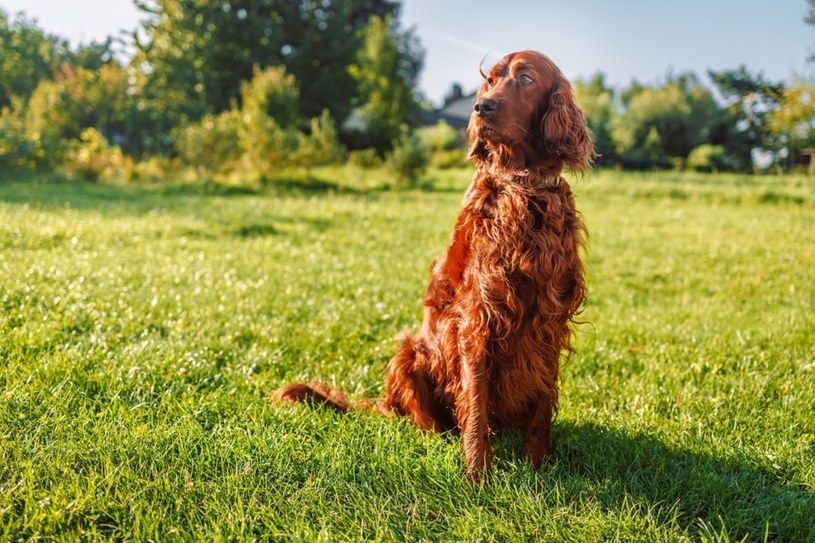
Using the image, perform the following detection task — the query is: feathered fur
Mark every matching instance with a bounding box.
[275,50,594,480]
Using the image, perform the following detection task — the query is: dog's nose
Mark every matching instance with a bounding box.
[474,99,497,118]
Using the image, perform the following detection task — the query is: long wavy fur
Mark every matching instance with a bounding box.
[276,51,594,480]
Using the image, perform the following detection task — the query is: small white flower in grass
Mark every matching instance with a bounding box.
[375,301,391,319]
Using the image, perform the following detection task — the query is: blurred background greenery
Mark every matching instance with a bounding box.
[1,0,814,185]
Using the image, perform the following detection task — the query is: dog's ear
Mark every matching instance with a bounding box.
[540,78,595,173]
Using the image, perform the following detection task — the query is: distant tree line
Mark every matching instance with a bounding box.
[1,0,814,181]
[572,68,808,172]
[0,0,426,181]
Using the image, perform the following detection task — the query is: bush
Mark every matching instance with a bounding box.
[389,130,429,187]
[169,67,347,180]
[172,110,243,175]
[417,121,467,168]
[0,109,42,170]
[25,64,129,144]
[295,110,345,170]
[238,110,299,177]
[348,148,382,169]
[240,65,299,128]
[62,127,131,182]
[131,155,180,182]
[687,144,727,172]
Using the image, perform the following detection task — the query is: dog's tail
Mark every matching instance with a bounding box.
[273,381,387,414]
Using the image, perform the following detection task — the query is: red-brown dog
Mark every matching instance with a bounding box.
[277,50,593,479]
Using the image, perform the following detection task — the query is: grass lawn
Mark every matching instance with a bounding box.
[1,168,813,541]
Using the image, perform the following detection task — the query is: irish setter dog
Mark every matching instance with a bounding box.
[276,50,593,480]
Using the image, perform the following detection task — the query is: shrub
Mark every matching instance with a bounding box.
[295,110,345,170]
[348,148,382,169]
[417,121,467,168]
[62,127,131,182]
[388,130,429,187]
[240,65,299,128]
[170,68,345,180]
[131,155,180,182]
[172,110,243,175]
[0,108,42,170]
[238,110,299,177]
[687,144,727,172]
[25,64,129,144]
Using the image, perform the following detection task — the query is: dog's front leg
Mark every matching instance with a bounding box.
[524,391,555,469]
[456,319,490,480]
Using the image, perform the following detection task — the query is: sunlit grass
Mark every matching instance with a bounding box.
[1,169,813,541]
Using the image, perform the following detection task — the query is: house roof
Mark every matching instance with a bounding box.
[344,92,477,133]
[420,93,475,129]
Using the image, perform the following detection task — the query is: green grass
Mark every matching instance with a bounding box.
[1,168,813,541]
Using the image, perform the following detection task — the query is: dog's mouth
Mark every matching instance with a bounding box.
[472,117,499,137]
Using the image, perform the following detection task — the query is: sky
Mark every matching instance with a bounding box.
[1,0,812,105]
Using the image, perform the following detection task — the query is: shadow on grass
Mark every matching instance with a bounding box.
[540,421,815,541]
[0,173,359,244]
[0,172,378,217]
[265,172,365,195]
[0,173,262,213]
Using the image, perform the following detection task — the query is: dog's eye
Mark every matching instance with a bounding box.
[518,74,533,84]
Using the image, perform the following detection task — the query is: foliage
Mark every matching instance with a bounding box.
[295,110,346,170]
[417,120,466,168]
[388,129,430,186]
[348,14,423,152]
[131,0,405,130]
[574,74,617,164]
[348,148,383,169]
[766,82,815,170]
[239,65,300,129]
[64,37,117,72]
[0,9,66,110]
[2,2,811,175]
[238,111,299,177]
[172,67,343,178]
[686,144,728,172]
[0,170,813,540]
[610,75,719,169]
[25,63,130,145]
[0,108,41,169]
[172,109,244,175]
[130,154,180,182]
[62,127,131,182]
[708,66,784,169]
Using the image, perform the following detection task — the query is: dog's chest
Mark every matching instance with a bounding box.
[468,182,551,250]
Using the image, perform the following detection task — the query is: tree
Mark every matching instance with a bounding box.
[766,82,815,171]
[348,14,422,151]
[65,38,117,72]
[708,66,784,169]
[131,0,405,128]
[25,63,130,144]
[610,73,725,169]
[573,73,616,165]
[237,66,301,175]
[0,9,67,110]
[239,65,300,129]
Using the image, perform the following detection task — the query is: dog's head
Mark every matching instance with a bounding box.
[468,50,594,175]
